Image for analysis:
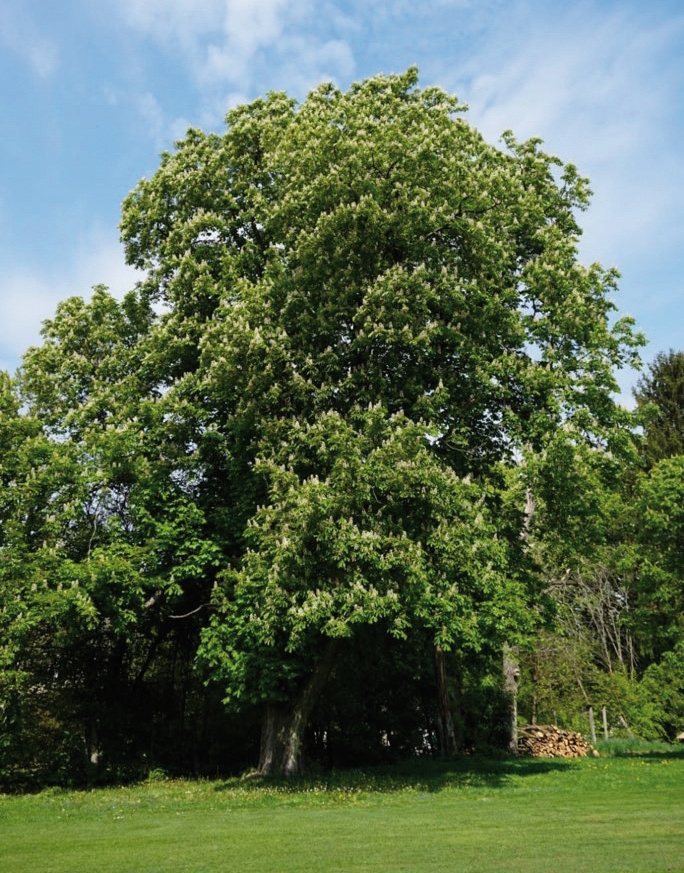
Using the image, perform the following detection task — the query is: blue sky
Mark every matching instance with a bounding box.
[1,0,682,401]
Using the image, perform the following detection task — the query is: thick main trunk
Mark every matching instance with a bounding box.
[434,644,458,757]
[258,638,340,776]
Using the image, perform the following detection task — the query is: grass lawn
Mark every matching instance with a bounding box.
[2,746,683,872]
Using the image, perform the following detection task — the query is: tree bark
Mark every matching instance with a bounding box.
[503,643,520,754]
[88,720,100,767]
[258,638,340,776]
[530,654,539,725]
[434,644,458,756]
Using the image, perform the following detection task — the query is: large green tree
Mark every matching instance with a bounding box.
[117,69,640,773]
[3,69,642,779]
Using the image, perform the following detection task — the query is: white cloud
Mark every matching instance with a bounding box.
[0,273,63,374]
[443,4,684,268]
[120,0,354,96]
[0,229,141,374]
[119,0,356,140]
[135,91,168,148]
[0,3,59,78]
[428,2,684,394]
[273,35,355,97]
[121,0,225,44]
[455,7,671,144]
[25,38,58,78]
[121,0,292,87]
[72,229,142,301]
[219,0,288,59]
[196,91,249,130]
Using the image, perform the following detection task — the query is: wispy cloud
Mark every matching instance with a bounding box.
[2,0,679,389]
[121,0,227,43]
[0,229,141,374]
[428,1,684,388]
[119,0,355,134]
[134,91,168,149]
[0,3,59,78]
[121,0,297,88]
[270,35,355,96]
[198,0,292,88]
[443,4,684,267]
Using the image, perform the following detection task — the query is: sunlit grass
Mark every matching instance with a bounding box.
[2,749,684,872]
[596,737,677,756]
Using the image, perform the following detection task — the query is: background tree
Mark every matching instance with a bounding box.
[516,423,641,730]
[0,289,228,786]
[628,350,684,668]
[630,455,684,661]
[517,351,684,737]
[634,349,684,466]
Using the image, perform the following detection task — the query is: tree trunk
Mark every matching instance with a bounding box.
[434,644,458,756]
[503,643,520,754]
[88,720,100,767]
[258,638,340,776]
[530,654,539,726]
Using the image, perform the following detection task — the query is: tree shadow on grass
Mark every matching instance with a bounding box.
[212,754,575,796]
[598,745,684,762]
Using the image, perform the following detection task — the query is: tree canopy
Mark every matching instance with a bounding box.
[1,69,647,781]
[119,67,642,773]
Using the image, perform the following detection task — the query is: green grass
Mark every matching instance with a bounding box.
[2,750,684,872]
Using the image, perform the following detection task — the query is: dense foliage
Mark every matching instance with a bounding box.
[634,349,684,465]
[1,69,681,788]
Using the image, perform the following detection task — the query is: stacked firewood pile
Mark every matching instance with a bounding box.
[517,724,596,758]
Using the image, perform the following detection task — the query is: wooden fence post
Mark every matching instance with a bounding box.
[588,706,597,745]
